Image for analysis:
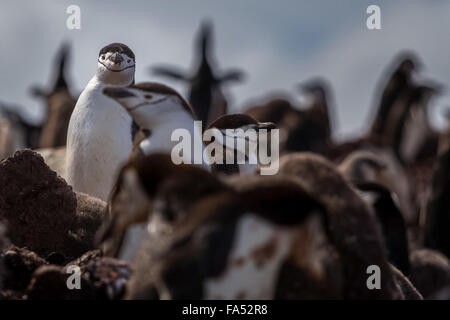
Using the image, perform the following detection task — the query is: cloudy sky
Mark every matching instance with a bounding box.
[0,0,449,140]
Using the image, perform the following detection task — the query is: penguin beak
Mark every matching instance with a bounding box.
[256,122,276,131]
[238,122,276,132]
[108,52,124,65]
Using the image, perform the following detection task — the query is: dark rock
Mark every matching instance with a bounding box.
[46,252,67,266]
[65,249,102,271]
[0,289,24,300]
[27,264,95,300]
[0,222,10,290]
[63,192,106,259]
[64,250,131,300]
[80,257,131,300]
[1,245,47,291]
[0,150,77,256]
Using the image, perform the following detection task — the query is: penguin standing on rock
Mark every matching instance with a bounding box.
[66,43,136,201]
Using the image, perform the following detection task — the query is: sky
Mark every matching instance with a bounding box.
[0,0,449,141]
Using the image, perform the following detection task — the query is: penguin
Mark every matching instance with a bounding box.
[205,114,275,176]
[368,52,440,164]
[96,153,231,262]
[338,149,415,224]
[0,102,41,159]
[389,264,422,300]
[125,176,327,299]
[391,84,440,164]
[354,182,410,275]
[102,82,209,170]
[298,79,333,142]
[244,97,299,152]
[338,150,387,184]
[408,249,450,299]
[424,132,450,259]
[277,152,403,299]
[66,43,136,201]
[0,110,24,160]
[244,79,334,155]
[370,53,418,138]
[225,174,342,299]
[151,20,244,127]
[31,42,76,148]
[284,78,334,154]
[337,151,411,275]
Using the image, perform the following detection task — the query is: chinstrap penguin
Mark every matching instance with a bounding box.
[66,43,136,201]
[103,82,210,170]
[206,114,275,176]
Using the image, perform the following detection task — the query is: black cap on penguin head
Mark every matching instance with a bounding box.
[99,43,135,61]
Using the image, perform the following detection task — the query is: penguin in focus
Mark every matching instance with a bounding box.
[66,43,136,201]
[205,114,276,176]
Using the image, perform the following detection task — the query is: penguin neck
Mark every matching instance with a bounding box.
[88,74,133,90]
[82,76,131,123]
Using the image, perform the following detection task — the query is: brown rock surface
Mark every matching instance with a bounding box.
[0,150,77,256]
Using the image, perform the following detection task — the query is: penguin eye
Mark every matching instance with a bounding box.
[101,55,105,60]
[145,95,153,99]
[127,59,131,63]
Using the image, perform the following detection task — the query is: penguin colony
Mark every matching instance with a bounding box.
[0,22,449,300]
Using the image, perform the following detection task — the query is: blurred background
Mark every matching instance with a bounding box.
[0,0,449,141]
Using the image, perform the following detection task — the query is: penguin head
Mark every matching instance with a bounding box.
[338,150,387,185]
[103,82,192,128]
[299,78,329,100]
[205,114,276,175]
[97,43,135,86]
[207,114,275,134]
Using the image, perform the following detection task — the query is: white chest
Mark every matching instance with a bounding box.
[66,78,132,201]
